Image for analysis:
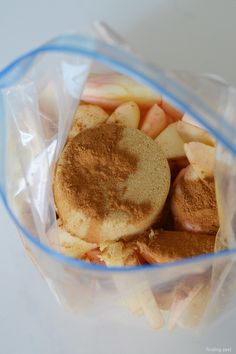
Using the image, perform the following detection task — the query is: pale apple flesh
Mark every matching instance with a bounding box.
[39,81,58,120]
[184,142,215,179]
[168,277,205,330]
[107,101,140,128]
[181,112,204,129]
[140,104,169,139]
[47,222,97,258]
[183,164,200,181]
[81,73,161,109]
[155,122,186,160]
[177,120,215,146]
[85,248,105,265]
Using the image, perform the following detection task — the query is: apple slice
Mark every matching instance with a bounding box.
[85,248,105,265]
[140,104,168,139]
[136,282,164,329]
[106,101,140,128]
[59,230,97,258]
[47,223,97,258]
[161,99,183,121]
[81,73,161,109]
[69,104,108,139]
[168,278,204,330]
[137,230,215,264]
[177,121,215,146]
[177,281,210,328]
[39,81,58,120]
[155,122,185,159]
[99,241,140,266]
[182,113,204,129]
[184,142,215,179]
[183,164,199,181]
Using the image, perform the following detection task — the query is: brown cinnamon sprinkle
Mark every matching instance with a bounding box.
[181,178,216,212]
[60,124,151,221]
[171,175,219,234]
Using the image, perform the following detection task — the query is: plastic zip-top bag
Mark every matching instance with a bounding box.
[1,25,236,330]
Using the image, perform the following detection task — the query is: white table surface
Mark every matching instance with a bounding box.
[1,0,236,353]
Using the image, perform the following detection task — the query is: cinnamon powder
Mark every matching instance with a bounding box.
[172,176,219,234]
[60,124,151,221]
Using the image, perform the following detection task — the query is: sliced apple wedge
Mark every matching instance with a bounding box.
[59,230,97,258]
[69,104,109,139]
[85,248,105,265]
[47,223,97,258]
[155,122,185,159]
[137,230,215,263]
[168,279,204,330]
[107,101,140,128]
[184,142,215,179]
[161,100,183,121]
[81,73,161,109]
[182,113,203,128]
[141,104,168,139]
[177,121,215,146]
[39,81,58,120]
[183,164,199,181]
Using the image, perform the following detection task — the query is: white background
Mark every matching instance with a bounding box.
[0,0,236,353]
